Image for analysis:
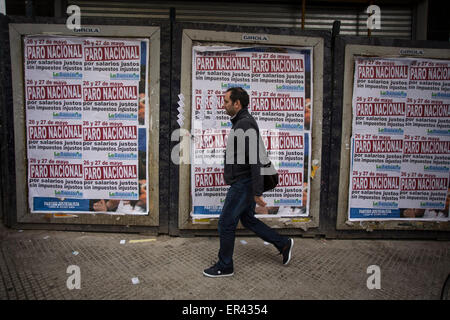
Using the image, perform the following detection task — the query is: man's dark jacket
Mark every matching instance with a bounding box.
[224,108,266,196]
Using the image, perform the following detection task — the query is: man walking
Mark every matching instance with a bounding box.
[203,87,294,278]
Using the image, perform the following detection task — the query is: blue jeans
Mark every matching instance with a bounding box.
[217,177,289,270]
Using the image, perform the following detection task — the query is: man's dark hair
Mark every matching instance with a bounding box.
[226,87,249,108]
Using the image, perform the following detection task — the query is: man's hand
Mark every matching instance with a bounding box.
[254,196,267,207]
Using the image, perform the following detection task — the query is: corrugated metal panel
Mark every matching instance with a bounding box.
[305,8,412,38]
[70,1,412,39]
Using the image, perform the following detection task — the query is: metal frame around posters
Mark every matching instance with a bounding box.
[336,37,450,232]
[177,27,325,231]
[9,23,160,229]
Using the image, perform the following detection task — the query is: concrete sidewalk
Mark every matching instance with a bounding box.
[0,224,449,300]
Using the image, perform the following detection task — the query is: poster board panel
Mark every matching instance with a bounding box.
[337,43,450,231]
[178,28,324,230]
[10,23,160,227]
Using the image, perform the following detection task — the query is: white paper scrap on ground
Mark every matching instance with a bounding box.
[120,240,126,244]
[72,251,79,256]
[240,240,247,245]
[131,277,140,285]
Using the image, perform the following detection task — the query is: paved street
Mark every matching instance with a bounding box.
[0,224,449,300]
